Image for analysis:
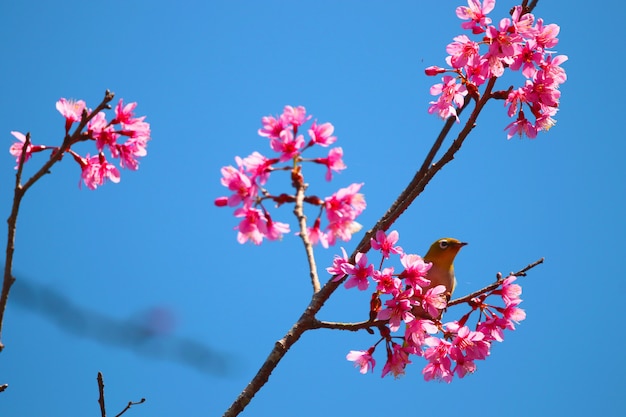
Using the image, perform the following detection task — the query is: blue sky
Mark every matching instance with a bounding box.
[1,1,624,416]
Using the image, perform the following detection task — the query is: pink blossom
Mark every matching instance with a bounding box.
[541,54,568,85]
[511,6,535,37]
[446,35,479,68]
[456,0,495,34]
[477,316,507,342]
[370,230,403,259]
[88,111,118,153]
[535,113,556,132]
[505,111,537,139]
[327,247,349,280]
[264,214,290,241]
[450,324,491,361]
[77,153,121,190]
[325,219,363,247]
[505,87,529,117]
[533,18,560,50]
[502,302,526,327]
[341,252,374,290]
[9,131,47,168]
[510,39,542,78]
[453,356,477,379]
[399,254,432,289]
[527,70,561,107]
[464,54,490,86]
[238,152,274,185]
[307,218,329,248]
[56,98,86,131]
[428,76,467,121]
[421,285,448,319]
[308,121,336,147]
[325,183,366,222]
[270,128,305,162]
[377,288,415,332]
[219,165,256,207]
[372,267,401,296]
[346,348,376,374]
[234,206,267,245]
[422,358,454,383]
[116,137,148,170]
[281,105,310,128]
[314,147,346,181]
[485,18,522,62]
[113,99,137,124]
[258,115,286,139]
[422,337,453,382]
[381,343,412,378]
[119,116,151,141]
[405,318,438,348]
[500,275,522,305]
[324,183,366,245]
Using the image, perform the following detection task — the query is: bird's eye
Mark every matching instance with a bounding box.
[439,240,449,249]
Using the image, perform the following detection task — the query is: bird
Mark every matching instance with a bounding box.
[415,237,467,319]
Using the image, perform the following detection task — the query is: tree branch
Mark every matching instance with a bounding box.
[222,77,502,416]
[98,372,107,417]
[448,257,544,307]
[0,91,115,351]
[293,172,320,293]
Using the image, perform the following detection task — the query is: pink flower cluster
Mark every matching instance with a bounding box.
[9,98,151,189]
[216,106,364,246]
[333,230,525,381]
[426,0,567,138]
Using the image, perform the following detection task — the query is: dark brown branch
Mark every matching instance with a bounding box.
[311,318,385,332]
[0,132,31,352]
[114,398,146,417]
[97,371,145,417]
[448,257,544,307]
[98,372,107,417]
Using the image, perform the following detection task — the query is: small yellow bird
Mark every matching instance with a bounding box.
[424,237,467,297]
[415,238,467,319]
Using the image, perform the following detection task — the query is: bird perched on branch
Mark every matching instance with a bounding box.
[415,237,467,319]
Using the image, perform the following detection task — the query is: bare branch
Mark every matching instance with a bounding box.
[293,169,321,293]
[97,372,107,417]
[114,398,146,417]
[448,257,544,307]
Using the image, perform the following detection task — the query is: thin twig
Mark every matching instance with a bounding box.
[0,132,31,351]
[293,173,321,293]
[311,258,544,330]
[97,372,107,417]
[114,398,146,417]
[448,257,544,307]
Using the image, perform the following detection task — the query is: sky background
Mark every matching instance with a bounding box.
[1,1,624,416]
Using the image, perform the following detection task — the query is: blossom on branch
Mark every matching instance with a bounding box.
[8,95,151,188]
[427,0,567,138]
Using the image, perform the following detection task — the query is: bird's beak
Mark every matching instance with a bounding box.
[458,242,468,247]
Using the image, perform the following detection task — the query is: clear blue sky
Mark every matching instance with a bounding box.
[1,1,624,416]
